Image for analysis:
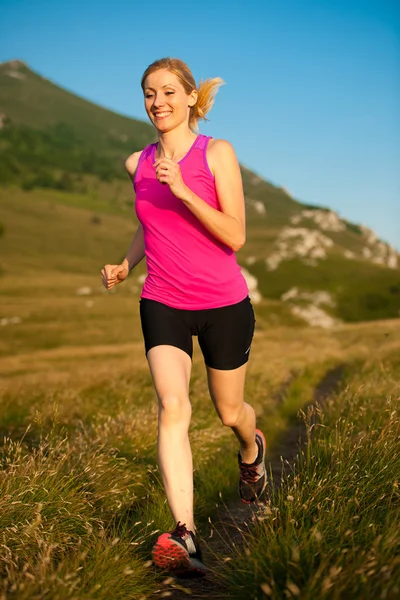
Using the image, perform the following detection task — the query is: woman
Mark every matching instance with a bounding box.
[101,57,266,578]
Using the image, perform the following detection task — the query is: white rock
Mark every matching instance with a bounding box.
[250,290,262,304]
[281,287,299,301]
[137,274,147,284]
[267,227,333,269]
[291,305,337,328]
[76,286,92,296]
[245,256,256,265]
[1,316,22,326]
[265,253,282,271]
[360,225,378,245]
[251,175,263,186]
[344,250,355,259]
[387,252,398,269]
[310,291,335,306]
[6,70,26,80]
[310,246,327,259]
[240,267,262,304]
[281,187,293,198]
[281,288,335,307]
[290,209,345,232]
[254,201,266,215]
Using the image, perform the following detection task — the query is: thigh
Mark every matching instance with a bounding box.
[198,296,255,371]
[206,362,248,417]
[139,298,193,360]
[147,345,192,402]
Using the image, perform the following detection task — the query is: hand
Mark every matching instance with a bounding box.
[153,157,190,201]
[101,262,129,290]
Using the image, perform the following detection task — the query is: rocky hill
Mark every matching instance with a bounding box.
[0,59,399,326]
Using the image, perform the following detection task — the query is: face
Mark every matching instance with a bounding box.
[143,69,197,132]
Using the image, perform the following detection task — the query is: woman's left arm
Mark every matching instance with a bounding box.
[154,140,245,252]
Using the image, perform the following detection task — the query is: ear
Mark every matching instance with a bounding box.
[188,89,198,108]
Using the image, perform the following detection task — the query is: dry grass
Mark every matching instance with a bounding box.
[216,349,400,600]
[1,268,399,598]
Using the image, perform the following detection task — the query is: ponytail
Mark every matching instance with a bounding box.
[190,78,225,131]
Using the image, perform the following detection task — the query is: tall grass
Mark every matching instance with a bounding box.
[0,311,399,598]
[0,428,162,599]
[217,355,400,599]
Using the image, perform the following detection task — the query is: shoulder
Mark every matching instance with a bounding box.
[207,138,237,157]
[206,138,239,176]
[125,150,143,181]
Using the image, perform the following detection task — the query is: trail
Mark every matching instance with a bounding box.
[160,364,346,599]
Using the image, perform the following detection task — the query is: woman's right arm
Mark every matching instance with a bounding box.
[101,151,145,290]
[121,222,145,273]
[123,151,145,271]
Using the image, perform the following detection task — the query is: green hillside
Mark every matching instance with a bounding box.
[0,60,154,148]
[0,59,399,325]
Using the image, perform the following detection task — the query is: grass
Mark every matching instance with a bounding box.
[0,296,399,598]
[1,177,399,597]
[216,352,400,600]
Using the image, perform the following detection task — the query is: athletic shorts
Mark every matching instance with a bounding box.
[139,296,255,370]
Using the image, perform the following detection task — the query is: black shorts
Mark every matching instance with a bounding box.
[139,296,255,370]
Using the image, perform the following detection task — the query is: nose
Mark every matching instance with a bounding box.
[153,94,165,109]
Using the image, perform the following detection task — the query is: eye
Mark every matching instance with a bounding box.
[165,91,175,95]
[145,93,154,99]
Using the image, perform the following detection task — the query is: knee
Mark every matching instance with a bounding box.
[218,408,242,428]
[158,394,191,425]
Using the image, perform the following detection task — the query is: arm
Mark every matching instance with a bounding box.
[121,223,145,272]
[154,140,245,251]
[101,151,146,290]
[123,150,146,271]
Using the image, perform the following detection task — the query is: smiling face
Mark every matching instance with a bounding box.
[143,69,198,133]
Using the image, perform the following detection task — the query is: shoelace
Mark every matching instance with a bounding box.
[239,462,260,484]
[171,521,189,538]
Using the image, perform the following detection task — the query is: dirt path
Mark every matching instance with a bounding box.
[161,364,346,599]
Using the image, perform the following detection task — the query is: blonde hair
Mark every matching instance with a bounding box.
[141,57,224,131]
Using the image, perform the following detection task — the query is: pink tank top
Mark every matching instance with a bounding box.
[134,134,249,310]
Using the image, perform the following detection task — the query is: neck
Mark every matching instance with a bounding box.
[157,123,198,160]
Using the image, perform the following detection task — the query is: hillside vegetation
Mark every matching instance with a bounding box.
[0,58,399,325]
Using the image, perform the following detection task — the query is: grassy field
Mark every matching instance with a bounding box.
[0,262,399,599]
[0,182,399,598]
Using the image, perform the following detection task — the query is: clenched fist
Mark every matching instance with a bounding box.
[101,262,129,290]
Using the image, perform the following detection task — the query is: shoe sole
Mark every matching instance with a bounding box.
[152,534,206,578]
[239,429,267,504]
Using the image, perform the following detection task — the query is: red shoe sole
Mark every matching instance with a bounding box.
[152,534,191,571]
[152,534,206,577]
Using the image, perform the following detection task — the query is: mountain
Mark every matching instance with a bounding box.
[0,59,399,325]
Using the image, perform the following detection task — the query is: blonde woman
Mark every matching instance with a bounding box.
[101,58,266,578]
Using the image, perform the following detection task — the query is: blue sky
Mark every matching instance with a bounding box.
[1,0,399,248]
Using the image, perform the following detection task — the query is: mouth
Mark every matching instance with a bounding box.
[153,111,172,120]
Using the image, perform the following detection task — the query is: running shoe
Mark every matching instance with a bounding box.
[238,429,267,503]
[152,521,206,578]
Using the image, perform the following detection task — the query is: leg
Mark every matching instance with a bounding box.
[206,363,258,464]
[147,345,195,532]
